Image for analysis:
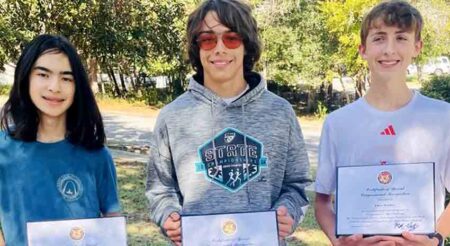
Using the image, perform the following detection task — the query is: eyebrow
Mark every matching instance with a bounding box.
[198,30,233,34]
[370,29,410,36]
[33,66,73,75]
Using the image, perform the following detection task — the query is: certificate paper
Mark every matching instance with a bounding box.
[336,162,435,236]
[27,216,127,246]
[182,211,279,246]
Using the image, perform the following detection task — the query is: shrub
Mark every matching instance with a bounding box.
[421,75,450,103]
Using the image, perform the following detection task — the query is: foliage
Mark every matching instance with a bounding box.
[0,0,450,109]
[254,0,330,87]
[421,75,450,103]
[319,0,450,100]
[314,101,328,119]
[0,0,188,100]
[0,84,11,95]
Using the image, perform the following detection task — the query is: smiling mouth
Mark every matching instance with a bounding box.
[378,60,400,66]
[211,60,233,65]
[42,96,65,103]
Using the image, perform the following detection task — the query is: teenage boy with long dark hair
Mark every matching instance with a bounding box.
[146,0,311,245]
[0,34,121,245]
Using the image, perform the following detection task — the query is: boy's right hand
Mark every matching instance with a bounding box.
[163,212,181,246]
[333,234,397,246]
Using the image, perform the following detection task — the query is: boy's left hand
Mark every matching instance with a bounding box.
[380,231,440,246]
[277,206,294,240]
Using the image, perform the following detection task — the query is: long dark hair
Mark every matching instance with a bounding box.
[0,34,105,150]
[187,0,262,77]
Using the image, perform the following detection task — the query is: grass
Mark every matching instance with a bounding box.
[96,95,160,117]
[116,160,329,245]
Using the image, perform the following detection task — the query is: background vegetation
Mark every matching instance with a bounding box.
[0,0,449,113]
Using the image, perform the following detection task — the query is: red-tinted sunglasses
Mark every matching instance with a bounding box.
[196,31,243,50]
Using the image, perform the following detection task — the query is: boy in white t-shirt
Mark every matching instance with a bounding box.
[314,1,450,245]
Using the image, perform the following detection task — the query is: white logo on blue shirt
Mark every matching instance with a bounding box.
[57,174,84,202]
[195,128,268,192]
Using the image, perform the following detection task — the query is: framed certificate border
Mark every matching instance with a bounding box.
[335,162,436,236]
[27,216,127,246]
[181,210,279,246]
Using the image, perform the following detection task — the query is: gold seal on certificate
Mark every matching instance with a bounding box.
[27,217,127,246]
[336,162,435,236]
[182,211,279,246]
[222,219,237,236]
[69,226,85,246]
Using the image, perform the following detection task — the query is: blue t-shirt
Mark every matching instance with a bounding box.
[0,132,121,245]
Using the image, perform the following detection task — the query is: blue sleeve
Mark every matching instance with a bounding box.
[97,148,121,214]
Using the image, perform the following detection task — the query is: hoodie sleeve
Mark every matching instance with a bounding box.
[273,107,311,228]
[145,117,182,227]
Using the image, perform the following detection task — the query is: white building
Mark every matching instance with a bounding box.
[0,63,15,85]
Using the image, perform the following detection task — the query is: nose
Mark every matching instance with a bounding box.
[48,76,61,93]
[214,35,226,54]
[384,38,396,55]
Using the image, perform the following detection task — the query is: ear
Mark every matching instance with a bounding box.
[413,40,423,58]
[358,44,367,60]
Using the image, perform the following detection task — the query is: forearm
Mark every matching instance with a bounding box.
[274,177,310,226]
[146,186,182,227]
[315,193,338,244]
[437,203,450,237]
[146,143,182,227]
[0,229,4,246]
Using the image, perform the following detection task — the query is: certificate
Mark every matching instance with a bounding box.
[182,211,279,246]
[336,162,435,236]
[27,216,127,246]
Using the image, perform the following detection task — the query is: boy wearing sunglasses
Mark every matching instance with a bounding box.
[146,0,311,245]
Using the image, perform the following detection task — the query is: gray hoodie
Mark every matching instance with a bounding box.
[146,72,311,230]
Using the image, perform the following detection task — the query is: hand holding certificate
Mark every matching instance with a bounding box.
[27,216,127,246]
[181,211,279,246]
[336,162,435,236]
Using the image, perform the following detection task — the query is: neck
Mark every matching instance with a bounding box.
[37,115,67,143]
[204,75,247,98]
[365,74,412,111]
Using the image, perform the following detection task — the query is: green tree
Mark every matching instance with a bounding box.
[254,0,330,87]
[0,0,190,101]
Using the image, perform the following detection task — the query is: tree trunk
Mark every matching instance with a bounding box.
[338,75,351,104]
[108,67,121,97]
[119,71,127,93]
[88,58,99,93]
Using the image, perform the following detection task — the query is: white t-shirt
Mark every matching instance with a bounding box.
[315,90,450,216]
[222,84,250,105]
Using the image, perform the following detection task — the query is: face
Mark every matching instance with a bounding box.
[198,11,245,86]
[29,51,75,122]
[359,20,422,81]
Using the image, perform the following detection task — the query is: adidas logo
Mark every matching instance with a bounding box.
[380,125,396,136]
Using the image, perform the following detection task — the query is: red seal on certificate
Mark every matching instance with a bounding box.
[378,171,392,184]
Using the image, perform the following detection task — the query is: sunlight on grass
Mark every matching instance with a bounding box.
[96,95,160,116]
[288,229,329,246]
